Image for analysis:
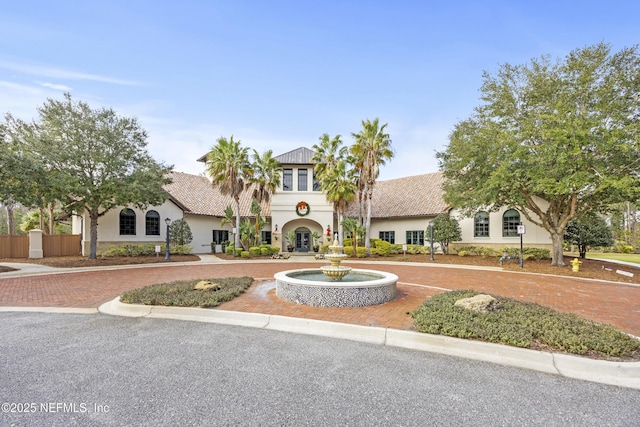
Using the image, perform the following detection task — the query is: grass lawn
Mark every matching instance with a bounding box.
[582,252,640,265]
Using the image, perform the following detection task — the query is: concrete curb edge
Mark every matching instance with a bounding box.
[97,297,640,390]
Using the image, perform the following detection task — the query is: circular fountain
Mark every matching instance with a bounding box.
[275,236,398,307]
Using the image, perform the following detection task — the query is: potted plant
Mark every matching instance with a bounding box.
[312,231,321,252]
[285,230,296,252]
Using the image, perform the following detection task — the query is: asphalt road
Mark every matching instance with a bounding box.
[1,312,639,426]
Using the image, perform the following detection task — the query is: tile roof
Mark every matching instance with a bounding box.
[164,170,447,219]
[164,172,269,217]
[344,172,448,218]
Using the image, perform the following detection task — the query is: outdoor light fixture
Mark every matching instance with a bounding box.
[165,218,171,260]
[326,225,331,237]
[274,224,278,233]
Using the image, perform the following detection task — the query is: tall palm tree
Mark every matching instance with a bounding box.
[321,159,357,247]
[351,118,394,255]
[205,136,251,251]
[249,149,282,241]
[312,133,346,177]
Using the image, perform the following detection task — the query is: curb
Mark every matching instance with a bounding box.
[98,297,640,390]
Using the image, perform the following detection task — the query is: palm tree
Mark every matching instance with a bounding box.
[205,136,251,251]
[249,149,282,241]
[321,159,357,247]
[351,118,394,255]
[312,133,346,177]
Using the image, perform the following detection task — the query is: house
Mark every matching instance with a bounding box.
[72,146,551,255]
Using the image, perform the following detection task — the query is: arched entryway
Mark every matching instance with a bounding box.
[295,227,311,252]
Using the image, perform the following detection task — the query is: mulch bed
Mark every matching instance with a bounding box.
[1,253,638,284]
[214,252,640,285]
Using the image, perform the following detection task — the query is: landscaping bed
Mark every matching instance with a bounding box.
[411,290,640,361]
[212,252,640,284]
[0,254,200,268]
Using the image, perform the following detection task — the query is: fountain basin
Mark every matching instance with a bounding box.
[275,268,398,307]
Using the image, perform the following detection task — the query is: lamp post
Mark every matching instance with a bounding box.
[164,218,171,260]
[429,221,435,262]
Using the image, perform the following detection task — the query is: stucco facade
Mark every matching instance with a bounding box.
[73,146,554,256]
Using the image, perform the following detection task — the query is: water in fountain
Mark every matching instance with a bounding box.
[274,233,398,307]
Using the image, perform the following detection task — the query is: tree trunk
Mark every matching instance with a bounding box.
[49,204,55,235]
[578,244,587,259]
[338,212,344,253]
[6,201,15,235]
[39,207,45,232]
[89,211,99,259]
[234,197,241,252]
[550,231,565,266]
[365,189,372,255]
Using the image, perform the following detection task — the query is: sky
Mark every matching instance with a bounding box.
[1,1,638,181]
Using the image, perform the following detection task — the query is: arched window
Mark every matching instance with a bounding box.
[502,209,520,237]
[145,210,160,236]
[119,209,136,235]
[474,211,489,237]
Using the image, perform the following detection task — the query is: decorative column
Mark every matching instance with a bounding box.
[28,229,44,259]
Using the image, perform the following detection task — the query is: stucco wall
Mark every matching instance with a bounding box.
[74,200,184,256]
[451,204,552,251]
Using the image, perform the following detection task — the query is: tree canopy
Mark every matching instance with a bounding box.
[3,94,172,258]
[437,43,640,266]
[564,213,614,259]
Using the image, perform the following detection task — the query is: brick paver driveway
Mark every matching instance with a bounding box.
[1,260,639,336]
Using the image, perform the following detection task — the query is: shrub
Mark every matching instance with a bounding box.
[523,247,550,260]
[355,247,367,258]
[320,244,331,254]
[260,247,270,256]
[458,250,469,257]
[225,245,234,255]
[234,247,243,256]
[389,244,402,254]
[249,247,261,256]
[343,238,352,247]
[374,240,392,256]
[120,276,253,308]
[343,246,354,256]
[241,251,250,258]
[102,243,192,257]
[411,290,640,358]
[406,244,429,255]
[169,219,193,245]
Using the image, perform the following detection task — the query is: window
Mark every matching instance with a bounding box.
[502,209,521,237]
[406,230,424,245]
[379,231,395,244]
[145,210,160,236]
[212,230,229,244]
[261,231,272,245]
[119,209,136,235]
[283,169,293,191]
[312,170,321,191]
[298,169,308,191]
[474,211,490,237]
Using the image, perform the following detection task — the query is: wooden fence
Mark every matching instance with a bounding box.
[0,235,29,258]
[43,234,81,257]
[0,234,81,258]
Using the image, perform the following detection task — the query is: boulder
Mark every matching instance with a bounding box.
[193,280,221,291]
[454,294,498,313]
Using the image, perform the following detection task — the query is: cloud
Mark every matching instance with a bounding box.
[0,60,139,86]
[37,81,73,91]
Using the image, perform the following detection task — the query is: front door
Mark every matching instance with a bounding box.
[296,231,310,252]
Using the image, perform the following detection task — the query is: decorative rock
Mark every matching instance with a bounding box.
[454,294,498,312]
[193,280,221,291]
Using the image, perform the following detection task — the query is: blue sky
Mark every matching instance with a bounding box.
[1,1,638,180]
